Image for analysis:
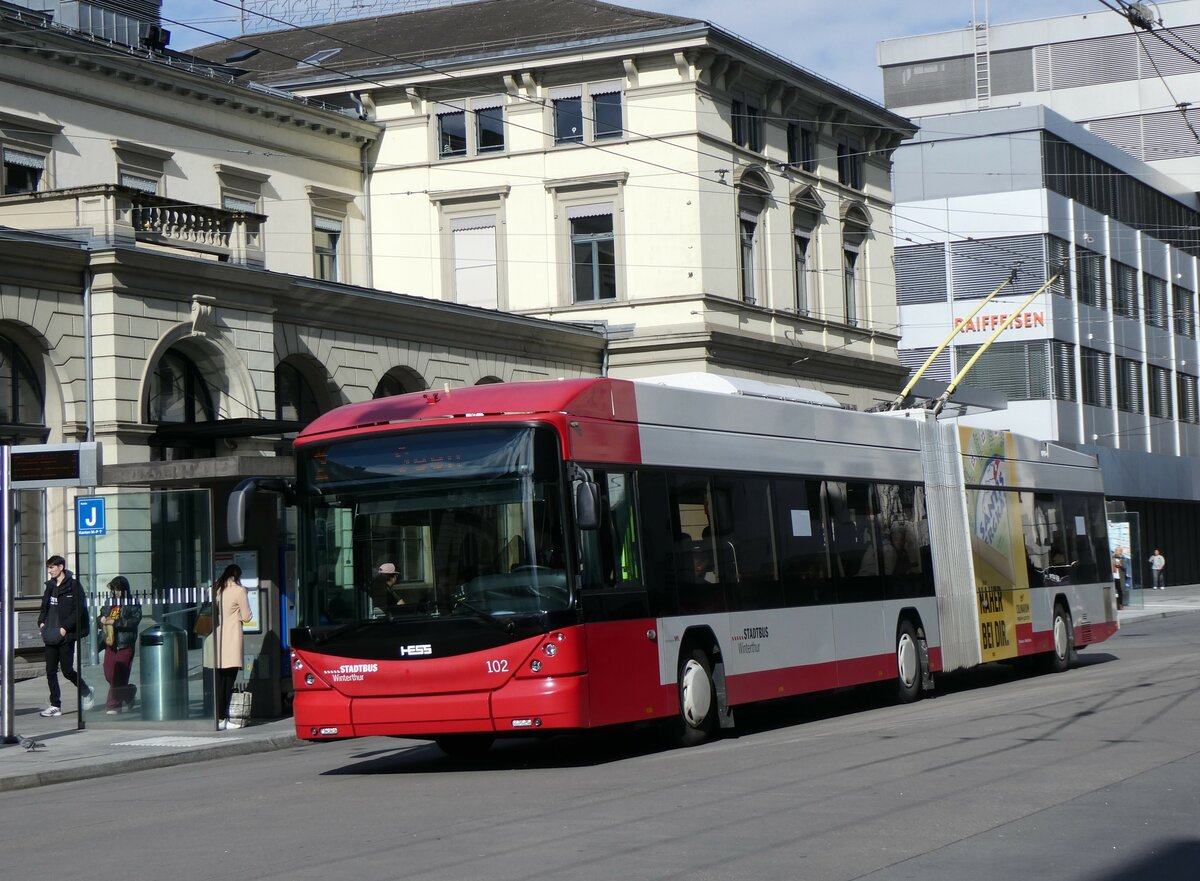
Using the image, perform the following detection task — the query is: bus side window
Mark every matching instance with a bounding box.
[636,470,676,617]
[1061,493,1097,583]
[773,477,831,607]
[579,470,642,591]
[712,475,780,611]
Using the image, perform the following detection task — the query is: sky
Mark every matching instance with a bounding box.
[158,0,1114,100]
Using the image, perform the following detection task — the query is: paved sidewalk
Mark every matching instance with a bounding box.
[3,585,1199,793]
[1,661,302,793]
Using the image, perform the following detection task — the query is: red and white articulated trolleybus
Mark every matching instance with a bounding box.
[279,375,1118,755]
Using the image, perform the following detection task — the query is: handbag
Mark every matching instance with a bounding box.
[228,684,253,727]
[194,604,214,638]
[102,612,116,648]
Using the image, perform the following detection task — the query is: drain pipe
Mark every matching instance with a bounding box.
[83,266,94,442]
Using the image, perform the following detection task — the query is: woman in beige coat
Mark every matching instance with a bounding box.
[214,564,252,729]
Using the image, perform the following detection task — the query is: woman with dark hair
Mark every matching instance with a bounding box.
[214,564,252,729]
[97,576,142,714]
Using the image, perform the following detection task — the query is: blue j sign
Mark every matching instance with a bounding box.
[76,497,106,537]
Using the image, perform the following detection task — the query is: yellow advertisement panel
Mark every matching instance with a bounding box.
[961,428,1031,662]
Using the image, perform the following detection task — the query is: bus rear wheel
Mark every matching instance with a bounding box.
[894,620,923,704]
[675,648,717,747]
[434,734,494,759]
[1045,604,1073,674]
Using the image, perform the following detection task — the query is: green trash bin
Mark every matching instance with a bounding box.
[139,624,188,720]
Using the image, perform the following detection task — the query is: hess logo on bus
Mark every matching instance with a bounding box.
[399,644,433,657]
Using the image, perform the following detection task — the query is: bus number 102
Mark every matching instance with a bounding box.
[486,659,509,673]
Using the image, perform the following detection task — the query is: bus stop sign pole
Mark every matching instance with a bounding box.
[1,446,17,744]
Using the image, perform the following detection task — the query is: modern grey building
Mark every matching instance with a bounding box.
[892,105,1200,584]
[878,0,1200,183]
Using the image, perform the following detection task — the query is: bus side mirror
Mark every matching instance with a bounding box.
[575,481,599,531]
[227,477,295,547]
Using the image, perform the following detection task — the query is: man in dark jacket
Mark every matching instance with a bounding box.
[37,554,94,716]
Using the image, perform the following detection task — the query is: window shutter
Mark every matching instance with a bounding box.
[1052,341,1076,401]
[2,148,44,169]
[956,341,1049,401]
[895,243,948,305]
[452,218,498,309]
[1178,373,1199,424]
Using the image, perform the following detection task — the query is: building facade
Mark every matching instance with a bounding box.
[193,0,917,409]
[878,0,1200,183]
[892,106,1200,584]
[1,0,604,722]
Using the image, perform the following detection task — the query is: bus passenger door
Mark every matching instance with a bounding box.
[578,471,668,726]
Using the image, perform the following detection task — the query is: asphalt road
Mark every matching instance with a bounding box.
[4,612,1198,881]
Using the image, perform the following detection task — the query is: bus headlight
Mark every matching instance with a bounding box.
[542,643,557,657]
[530,659,542,673]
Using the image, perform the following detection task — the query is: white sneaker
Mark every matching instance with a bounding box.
[218,720,228,730]
[225,720,243,730]
[82,689,95,711]
[39,706,62,717]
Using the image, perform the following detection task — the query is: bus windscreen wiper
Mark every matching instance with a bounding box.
[450,596,517,637]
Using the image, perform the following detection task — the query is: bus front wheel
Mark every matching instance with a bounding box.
[894,620,923,704]
[675,648,717,746]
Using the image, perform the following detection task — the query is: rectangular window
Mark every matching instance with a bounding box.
[1048,236,1071,298]
[772,477,833,607]
[1178,373,1199,424]
[1150,365,1172,418]
[2,147,44,195]
[553,90,584,144]
[838,142,864,189]
[1052,341,1076,401]
[794,232,811,314]
[1173,284,1195,337]
[1112,261,1139,318]
[1145,275,1169,329]
[1081,347,1111,407]
[1116,356,1143,413]
[787,123,816,171]
[1076,246,1106,309]
[570,207,616,301]
[739,215,759,305]
[451,215,498,309]
[313,214,342,282]
[475,104,505,153]
[591,86,622,140]
[712,475,781,611]
[957,341,1050,400]
[437,104,467,158]
[731,95,763,152]
[435,97,504,159]
[843,249,859,326]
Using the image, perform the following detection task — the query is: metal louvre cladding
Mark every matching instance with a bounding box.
[950,235,1046,300]
[990,49,1034,96]
[1049,32,1138,88]
[895,243,948,305]
[898,347,951,383]
[955,341,1050,401]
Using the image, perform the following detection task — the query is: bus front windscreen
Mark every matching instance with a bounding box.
[296,426,570,628]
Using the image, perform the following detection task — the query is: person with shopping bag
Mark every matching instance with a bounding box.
[97,576,142,713]
[213,564,252,729]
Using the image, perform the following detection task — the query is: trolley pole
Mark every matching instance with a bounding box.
[887,269,1017,410]
[931,274,1059,416]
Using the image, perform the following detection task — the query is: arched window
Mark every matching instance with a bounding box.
[475,375,503,385]
[374,367,425,399]
[792,186,824,316]
[149,349,216,460]
[736,170,771,306]
[0,334,45,441]
[149,350,215,424]
[275,361,320,424]
[842,202,872,328]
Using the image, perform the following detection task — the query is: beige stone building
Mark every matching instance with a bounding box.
[194,0,917,409]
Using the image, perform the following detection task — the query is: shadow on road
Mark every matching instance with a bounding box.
[318,652,1123,776]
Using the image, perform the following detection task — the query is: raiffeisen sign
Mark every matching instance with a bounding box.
[954,311,1046,333]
